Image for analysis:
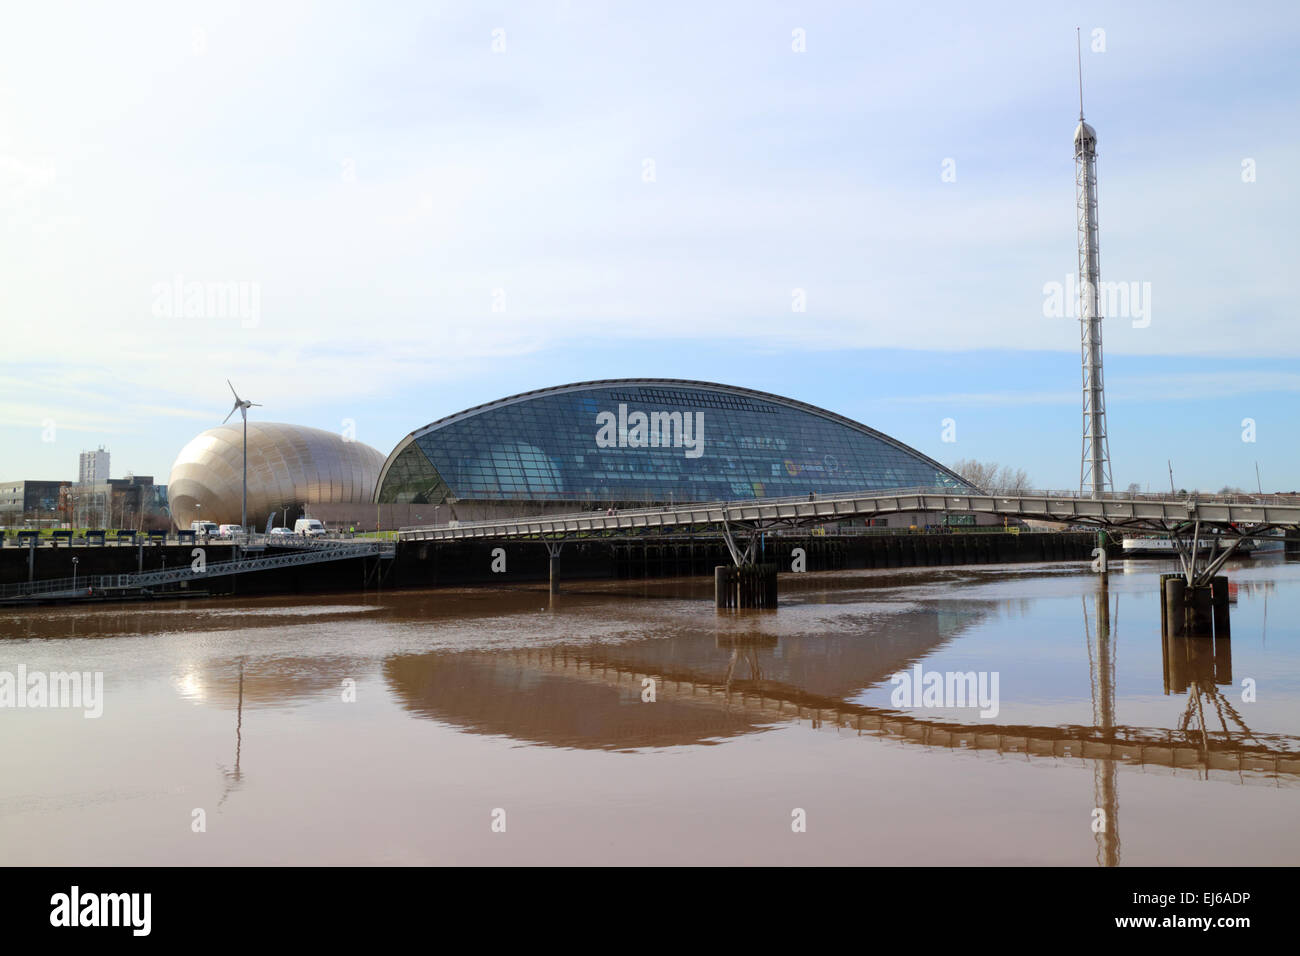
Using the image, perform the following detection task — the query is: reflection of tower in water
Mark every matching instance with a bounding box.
[1083,584,1119,867]
[217,658,246,807]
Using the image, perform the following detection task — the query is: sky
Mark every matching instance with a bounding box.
[1,0,1298,493]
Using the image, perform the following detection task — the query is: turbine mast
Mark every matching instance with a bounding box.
[1075,28,1112,497]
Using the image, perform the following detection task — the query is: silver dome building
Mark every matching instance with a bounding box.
[167,422,384,529]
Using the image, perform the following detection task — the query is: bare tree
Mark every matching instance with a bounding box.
[997,466,1030,494]
[950,459,1032,494]
[950,459,996,491]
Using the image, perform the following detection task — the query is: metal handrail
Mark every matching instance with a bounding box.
[398,486,1300,535]
[0,537,394,600]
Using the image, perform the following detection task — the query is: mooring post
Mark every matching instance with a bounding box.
[1159,572,1172,639]
[1211,574,1231,638]
[1163,576,1186,638]
[715,566,729,609]
[1187,585,1213,636]
[28,537,35,583]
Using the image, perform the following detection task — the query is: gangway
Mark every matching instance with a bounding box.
[0,537,394,603]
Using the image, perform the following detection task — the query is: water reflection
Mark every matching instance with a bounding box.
[1083,584,1119,867]
[373,587,1300,788]
[382,603,982,749]
[5,563,1300,866]
[217,658,246,807]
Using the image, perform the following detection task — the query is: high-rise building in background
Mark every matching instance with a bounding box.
[78,446,110,484]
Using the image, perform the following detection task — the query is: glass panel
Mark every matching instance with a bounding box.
[381,385,971,506]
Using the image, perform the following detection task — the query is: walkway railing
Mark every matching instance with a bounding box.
[0,537,394,601]
[397,486,1300,544]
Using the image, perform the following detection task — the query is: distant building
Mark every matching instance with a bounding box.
[78,446,110,484]
[71,475,168,530]
[0,480,66,526]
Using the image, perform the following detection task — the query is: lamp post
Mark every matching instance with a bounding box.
[72,556,79,591]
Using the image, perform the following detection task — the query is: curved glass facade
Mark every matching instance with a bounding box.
[376,380,971,507]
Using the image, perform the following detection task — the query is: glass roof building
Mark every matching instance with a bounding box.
[375,379,972,514]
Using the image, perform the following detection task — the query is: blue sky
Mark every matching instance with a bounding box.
[1,0,1297,492]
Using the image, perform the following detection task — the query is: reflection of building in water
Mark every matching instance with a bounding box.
[384,605,982,750]
[1226,578,1277,601]
[380,600,1300,792]
[174,655,355,707]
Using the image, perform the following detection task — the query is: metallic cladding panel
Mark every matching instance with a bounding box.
[166,422,385,528]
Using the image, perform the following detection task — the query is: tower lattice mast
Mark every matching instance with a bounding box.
[1075,28,1112,497]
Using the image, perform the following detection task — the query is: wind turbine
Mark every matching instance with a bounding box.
[223,380,261,533]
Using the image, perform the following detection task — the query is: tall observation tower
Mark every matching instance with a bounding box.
[1075,29,1112,497]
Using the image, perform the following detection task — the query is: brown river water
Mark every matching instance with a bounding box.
[2,557,1297,866]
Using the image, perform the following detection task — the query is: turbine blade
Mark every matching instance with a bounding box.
[222,406,236,424]
[227,379,241,403]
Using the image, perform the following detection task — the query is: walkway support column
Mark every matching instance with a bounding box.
[544,540,564,595]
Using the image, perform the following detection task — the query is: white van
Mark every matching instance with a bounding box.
[190,520,219,536]
[294,518,327,538]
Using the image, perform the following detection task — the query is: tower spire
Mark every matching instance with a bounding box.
[1076,27,1085,120]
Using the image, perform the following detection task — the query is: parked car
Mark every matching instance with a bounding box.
[268,526,295,537]
[294,518,327,538]
[190,520,219,536]
[217,524,245,538]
